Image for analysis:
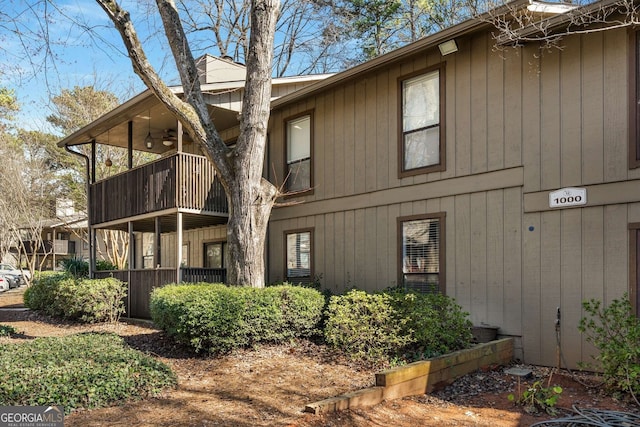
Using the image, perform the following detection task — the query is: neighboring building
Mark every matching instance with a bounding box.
[58,4,640,369]
[10,200,88,270]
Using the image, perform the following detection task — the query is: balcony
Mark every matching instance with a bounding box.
[89,152,228,226]
[21,239,76,255]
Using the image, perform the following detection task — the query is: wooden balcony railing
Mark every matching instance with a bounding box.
[90,153,228,225]
[21,240,76,255]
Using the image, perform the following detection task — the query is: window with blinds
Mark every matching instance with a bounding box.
[401,217,441,293]
[286,230,312,279]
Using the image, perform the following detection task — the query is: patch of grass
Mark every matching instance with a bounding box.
[0,333,176,413]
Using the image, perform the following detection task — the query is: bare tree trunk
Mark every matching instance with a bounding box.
[97,0,281,287]
[226,179,277,287]
[225,0,280,287]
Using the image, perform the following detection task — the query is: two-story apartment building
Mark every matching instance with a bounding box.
[59,1,639,368]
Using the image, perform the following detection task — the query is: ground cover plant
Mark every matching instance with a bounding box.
[0,324,17,336]
[150,283,325,353]
[0,333,176,413]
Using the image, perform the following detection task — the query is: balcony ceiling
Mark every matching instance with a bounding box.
[58,88,242,155]
[93,211,228,234]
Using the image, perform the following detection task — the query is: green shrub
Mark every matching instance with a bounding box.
[578,295,640,400]
[0,333,176,413]
[96,260,118,271]
[324,290,412,362]
[0,324,17,337]
[60,258,89,278]
[150,283,325,353]
[24,273,71,316]
[57,277,127,323]
[324,289,473,363]
[24,274,126,323]
[391,290,473,359]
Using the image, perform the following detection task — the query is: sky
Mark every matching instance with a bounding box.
[0,0,179,134]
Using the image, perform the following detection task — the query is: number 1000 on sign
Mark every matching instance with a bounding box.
[549,187,587,208]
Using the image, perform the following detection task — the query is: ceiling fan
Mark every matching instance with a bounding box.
[161,129,178,146]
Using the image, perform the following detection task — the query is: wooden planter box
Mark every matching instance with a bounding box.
[305,338,513,414]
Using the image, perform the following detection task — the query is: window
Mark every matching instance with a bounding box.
[285,113,312,192]
[142,233,154,269]
[399,66,445,177]
[398,214,445,293]
[204,242,226,269]
[285,229,313,280]
[631,32,640,169]
[181,243,189,267]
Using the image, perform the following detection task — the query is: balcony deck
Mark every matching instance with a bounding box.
[90,153,228,227]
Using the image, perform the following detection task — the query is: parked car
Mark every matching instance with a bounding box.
[0,275,9,292]
[1,273,19,288]
[0,264,29,287]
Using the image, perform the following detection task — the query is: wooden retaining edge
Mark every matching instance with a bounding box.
[305,338,513,415]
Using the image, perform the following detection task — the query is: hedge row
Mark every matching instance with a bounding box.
[150,283,325,353]
[24,273,126,323]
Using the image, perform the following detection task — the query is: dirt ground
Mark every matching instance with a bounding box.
[1,287,638,427]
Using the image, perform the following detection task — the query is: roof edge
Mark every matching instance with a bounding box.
[270,0,530,110]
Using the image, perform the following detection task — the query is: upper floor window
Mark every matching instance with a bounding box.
[285,112,312,192]
[285,229,313,281]
[398,213,445,293]
[399,66,445,177]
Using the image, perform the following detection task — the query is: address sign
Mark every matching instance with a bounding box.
[549,187,587,208]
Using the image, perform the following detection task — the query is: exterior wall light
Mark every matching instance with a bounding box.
[438,39,458,56]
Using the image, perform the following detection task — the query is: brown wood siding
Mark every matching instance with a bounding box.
[522,204,636,367]
[268,186,523,333]
[161,225,227,268]
[266,27,636,368]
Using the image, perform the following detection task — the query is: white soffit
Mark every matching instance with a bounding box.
[527,0,579,14]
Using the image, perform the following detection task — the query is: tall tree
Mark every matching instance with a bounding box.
[0,128,61,279]
[178,0,341,76]
[0,87,19,133]
[95,0,280,287]
[47,86,120,136]
[323,0,477,61]
[47,85,155,270]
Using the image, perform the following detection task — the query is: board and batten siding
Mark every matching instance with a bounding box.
[268,31,530,201]
[264,25,640,368]
[268,182,525,341]
[161,225,227,268]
